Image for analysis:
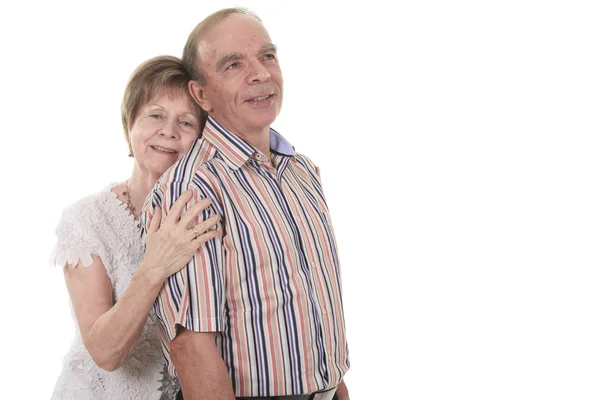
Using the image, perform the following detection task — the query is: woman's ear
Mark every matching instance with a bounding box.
[189,80,212,113]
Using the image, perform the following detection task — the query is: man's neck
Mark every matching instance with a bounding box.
[237,130,271,157]
[211,117,271,156]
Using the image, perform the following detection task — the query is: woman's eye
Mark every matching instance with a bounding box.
[181,121,193,128]
[149,114,161,119]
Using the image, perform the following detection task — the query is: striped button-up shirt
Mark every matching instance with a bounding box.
[141,116,349,397]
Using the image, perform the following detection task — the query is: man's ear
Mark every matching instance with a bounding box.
[189,80,212,113]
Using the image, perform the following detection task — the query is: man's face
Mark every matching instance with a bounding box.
[195,14,283,135]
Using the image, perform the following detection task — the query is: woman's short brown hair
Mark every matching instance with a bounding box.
[121,55,206,155]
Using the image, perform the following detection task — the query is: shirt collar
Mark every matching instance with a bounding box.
[202,115,295,170]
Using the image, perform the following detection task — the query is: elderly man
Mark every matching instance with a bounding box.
[142,8,350,400]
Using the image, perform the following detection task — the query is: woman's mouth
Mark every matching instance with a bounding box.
[150,145,177,155]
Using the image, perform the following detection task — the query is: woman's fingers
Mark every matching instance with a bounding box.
[165,227,221,276]
[180,197,213,228]
[186,214,221,241]
[164,190,193,225]
[148,206,162,234]
[193,225,222,248]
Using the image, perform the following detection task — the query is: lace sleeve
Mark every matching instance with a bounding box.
[50,198,110,269]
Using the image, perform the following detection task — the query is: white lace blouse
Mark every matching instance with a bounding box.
[50,184,179,400]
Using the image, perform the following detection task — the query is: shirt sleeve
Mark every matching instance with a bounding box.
[144,177,226,342]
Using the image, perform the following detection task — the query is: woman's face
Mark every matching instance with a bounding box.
[129,88,200,177]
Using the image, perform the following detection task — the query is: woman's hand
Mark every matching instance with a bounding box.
[142,190,221,281]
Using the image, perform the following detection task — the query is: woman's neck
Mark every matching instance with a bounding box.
[126,167,161,217]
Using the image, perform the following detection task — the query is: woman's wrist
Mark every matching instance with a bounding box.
[136,259,168,289]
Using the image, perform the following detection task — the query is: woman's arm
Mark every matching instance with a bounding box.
[64,254,164,371]
[64,193,221,371]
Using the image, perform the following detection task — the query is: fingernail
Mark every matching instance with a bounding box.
[184,190,192,196]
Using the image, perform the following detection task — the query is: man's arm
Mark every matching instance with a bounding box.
[336,379,350,400]
[171,329,235,400]
[145,177,231,396]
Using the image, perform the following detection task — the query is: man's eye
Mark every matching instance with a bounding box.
[264,54,275,61]
[227,62,239,70]
[150,114,161,119]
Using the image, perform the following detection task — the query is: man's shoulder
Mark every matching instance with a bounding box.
[152,139,228,199]
[292,151,315,163]
[291,151,319,171]
[157,139,219,185]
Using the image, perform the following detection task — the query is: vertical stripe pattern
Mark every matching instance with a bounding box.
[141,116,349,397]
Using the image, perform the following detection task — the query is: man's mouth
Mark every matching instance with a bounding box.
[151,145,177,154]
[247,94,273,103]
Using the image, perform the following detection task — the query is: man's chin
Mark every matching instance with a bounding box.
[248,110,280,129]
[211,111,279,134]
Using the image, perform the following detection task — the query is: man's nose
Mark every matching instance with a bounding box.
[248,59,271,83]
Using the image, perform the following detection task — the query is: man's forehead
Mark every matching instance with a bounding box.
[197,15,272,62]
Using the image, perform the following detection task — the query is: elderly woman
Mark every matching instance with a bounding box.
[50,56,220,400]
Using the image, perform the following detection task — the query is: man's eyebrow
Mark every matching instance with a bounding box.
[260,43,277,54]
[215,44,278,71]
[215,53,244,71]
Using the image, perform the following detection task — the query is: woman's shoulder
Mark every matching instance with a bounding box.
[56,183,125,232]
[67,182,118,209]
[51,183,121,268]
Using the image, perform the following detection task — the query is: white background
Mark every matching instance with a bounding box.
[1,0,599,398]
